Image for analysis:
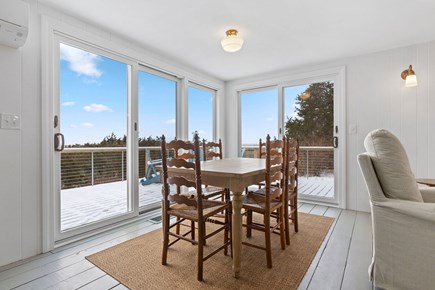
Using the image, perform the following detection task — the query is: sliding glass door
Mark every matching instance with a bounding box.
[239,80,338,204]
[137,67,178,210]
[55,39,134,240]
[283,82,336,203]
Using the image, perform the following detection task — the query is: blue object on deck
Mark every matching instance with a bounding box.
[140,151,162,186]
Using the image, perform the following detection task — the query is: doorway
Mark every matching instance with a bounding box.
[54,39,135,241]
[238,68,345,206]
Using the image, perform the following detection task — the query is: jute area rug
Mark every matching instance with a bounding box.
[86,213,334,290]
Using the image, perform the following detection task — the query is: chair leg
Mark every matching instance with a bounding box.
[176,216,181,235]
[292,196,299,232]
[224,206,229,256]
[285,202,290,245]
[279,206,286,250]
[191,220,195,244]
[264,213,272,268]
[162,212,170,265]
[197,221,205,281]
[247,210,253,238]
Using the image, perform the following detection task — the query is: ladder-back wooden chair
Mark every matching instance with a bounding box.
[242,135,286,268]
[202,139,230,202]
[283,138,299,245]
[160,134,231,281]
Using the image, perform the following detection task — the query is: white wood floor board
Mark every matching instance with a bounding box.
[77,275,120,290]
[0,223,161,289]
[298,207,342,290]
[13,260,94,290]
[0,220,153,282]
[307,210,357,290]
[45,267,105,290]
[298,203,316,213]
[309,205,328,216]
[340,212,373,290]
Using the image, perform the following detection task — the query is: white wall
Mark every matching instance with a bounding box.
[1,0,434,268]
[225,41,435,213]
[0,0,224,267]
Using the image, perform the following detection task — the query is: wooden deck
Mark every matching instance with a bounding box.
[0,204,373,290]
[60,177,334,230]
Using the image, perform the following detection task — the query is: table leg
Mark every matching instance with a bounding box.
[232,191,243,278]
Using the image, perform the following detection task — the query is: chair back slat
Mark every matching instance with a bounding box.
[270,156,283,166]
[167,176,197,188]
[270,171,283,183]
[177,152,195,160]
[168,194,197,207]
[167,139,195,151]
[202,139,223,161]
[167,158,196,169]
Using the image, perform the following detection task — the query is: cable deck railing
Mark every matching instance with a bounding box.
[61,145,334,190]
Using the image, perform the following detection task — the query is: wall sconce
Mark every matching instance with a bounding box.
[221,29,244,52]
[401,65,418,87]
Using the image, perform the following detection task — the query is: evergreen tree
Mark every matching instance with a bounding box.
[285,81,334,146]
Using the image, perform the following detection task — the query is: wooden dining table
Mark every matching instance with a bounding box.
[167,157,266,278]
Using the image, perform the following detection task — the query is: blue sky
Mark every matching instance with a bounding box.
[60,43,305,146]
[241,85,308,144]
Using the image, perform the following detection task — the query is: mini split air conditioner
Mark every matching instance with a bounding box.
[0,0,29,48]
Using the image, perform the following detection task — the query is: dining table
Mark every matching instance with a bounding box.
[167,157,266,278]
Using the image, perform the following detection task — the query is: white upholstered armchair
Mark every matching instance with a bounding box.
[358,129,435,290]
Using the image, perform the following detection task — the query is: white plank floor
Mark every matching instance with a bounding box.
[0,204,373,290]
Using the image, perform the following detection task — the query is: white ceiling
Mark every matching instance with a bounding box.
[38,0,435,81]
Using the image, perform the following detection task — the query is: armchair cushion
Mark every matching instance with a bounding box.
[364,129,423,202]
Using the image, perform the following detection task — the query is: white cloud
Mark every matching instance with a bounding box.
[62,101,75,107]
[60,43,103,78]
[81,122,94,128]
[265,117,273,121]
[164,118,176,125]
[83,103,112,112]
[70,124,78,128]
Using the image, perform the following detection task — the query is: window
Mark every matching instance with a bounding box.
[188,83,215,142]
[240,88,278,157]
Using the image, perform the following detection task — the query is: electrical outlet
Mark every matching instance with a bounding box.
[1,113,21,130]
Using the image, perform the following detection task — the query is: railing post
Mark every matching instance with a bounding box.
[306,150,309,178]
[121,150,124,181]
[91,151,94,186]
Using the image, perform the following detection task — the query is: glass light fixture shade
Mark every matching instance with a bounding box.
[221,29,244,52]
[405,74,418,87]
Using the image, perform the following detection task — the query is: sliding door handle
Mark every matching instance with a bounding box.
[54,133,65,152]
[333,136,338,148]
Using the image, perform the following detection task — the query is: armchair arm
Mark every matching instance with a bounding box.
[372,199,435,224]
[419,187,435,203]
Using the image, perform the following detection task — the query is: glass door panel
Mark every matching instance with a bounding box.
[188,84,214,142]
[240,88,278,157]
[138,69,177,209]
[59,42,130,233]
[284,81,335,202]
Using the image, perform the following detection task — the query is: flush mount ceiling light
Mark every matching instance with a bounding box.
[221,29,244,52]
[401,65,418,87]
